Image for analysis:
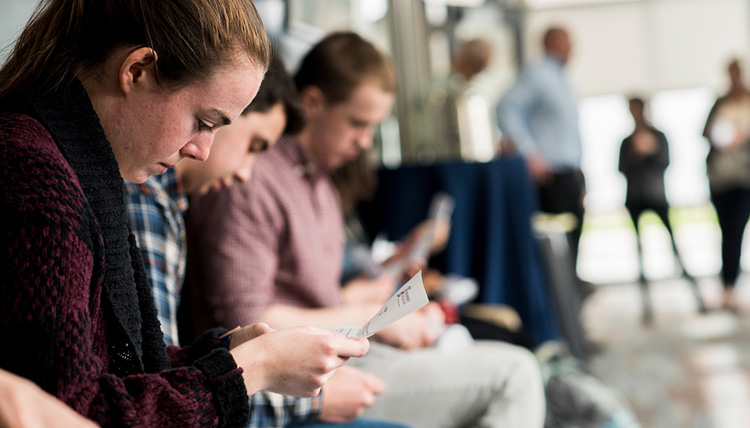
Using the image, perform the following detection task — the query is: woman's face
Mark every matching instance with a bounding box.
[177,101,287,195]
[109,57,264,183]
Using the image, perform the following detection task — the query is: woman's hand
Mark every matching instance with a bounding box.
[229,325,369,397]
[228,322,273,348]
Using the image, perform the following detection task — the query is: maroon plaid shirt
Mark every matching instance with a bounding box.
[186,136,345,332]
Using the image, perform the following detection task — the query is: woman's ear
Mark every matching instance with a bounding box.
[298,86,326,116]
[118,47,159,95]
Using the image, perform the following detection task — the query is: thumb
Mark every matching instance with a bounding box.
[246,322,273,337]
[231,323,273,347]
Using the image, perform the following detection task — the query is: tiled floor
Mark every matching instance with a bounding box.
[577,212,750,428]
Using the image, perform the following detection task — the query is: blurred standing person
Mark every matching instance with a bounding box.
[496,27,587,289]
[619,97,707,324]
[702,59,750,312]
[420,38,496,160]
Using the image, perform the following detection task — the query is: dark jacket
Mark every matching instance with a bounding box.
[0,80,249,428]
[618,126,670,206]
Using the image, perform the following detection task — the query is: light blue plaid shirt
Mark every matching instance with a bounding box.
[125,169,187,345]
[124,170,322,427]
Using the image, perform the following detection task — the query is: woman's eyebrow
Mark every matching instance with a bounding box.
[209,108,232,126]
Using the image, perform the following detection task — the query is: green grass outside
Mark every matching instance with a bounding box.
[581,203,719,233]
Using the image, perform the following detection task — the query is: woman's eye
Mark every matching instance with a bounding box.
[197,120,215,133]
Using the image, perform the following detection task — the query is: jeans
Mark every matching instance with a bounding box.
[290,419,410,428]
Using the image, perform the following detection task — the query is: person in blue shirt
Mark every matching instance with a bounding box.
[497,26,587,288]
[125,54,407,428]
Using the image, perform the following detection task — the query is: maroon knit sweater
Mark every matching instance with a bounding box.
[0,82,250,427]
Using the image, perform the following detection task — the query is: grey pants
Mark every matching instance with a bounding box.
[347,340,546,428]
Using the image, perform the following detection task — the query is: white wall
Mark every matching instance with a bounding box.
[526,0,750,96]
[522,0,750,212]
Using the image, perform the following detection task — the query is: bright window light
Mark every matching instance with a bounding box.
[360,0,388,23]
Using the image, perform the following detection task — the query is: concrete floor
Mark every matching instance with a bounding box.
[576,213,750,428]
[581,277,750,428]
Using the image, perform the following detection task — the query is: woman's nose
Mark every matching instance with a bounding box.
[181,134,213,161]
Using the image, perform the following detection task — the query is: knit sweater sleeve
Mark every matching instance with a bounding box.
[0,114,249,428]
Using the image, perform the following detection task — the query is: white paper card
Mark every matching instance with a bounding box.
[330,271,429,338]
[380,193,454,278]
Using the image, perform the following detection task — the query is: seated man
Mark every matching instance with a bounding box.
[125,55,404,428]
[331,153,534,351]
[185,32,546,428]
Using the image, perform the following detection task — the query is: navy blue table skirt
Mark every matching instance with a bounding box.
[361,156,560,345]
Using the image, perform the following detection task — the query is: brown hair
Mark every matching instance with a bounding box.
[294,31,396,104]
[0,0,271,104]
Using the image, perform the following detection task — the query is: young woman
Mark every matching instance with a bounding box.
[0,1,367,427]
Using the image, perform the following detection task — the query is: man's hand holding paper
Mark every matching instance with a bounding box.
[330,271,431,342]
[374,303,444,350]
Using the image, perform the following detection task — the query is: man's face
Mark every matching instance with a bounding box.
[547,30,572,64]
[559,33,572,63]
[178,102,287,195]
[306,84,394,170]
